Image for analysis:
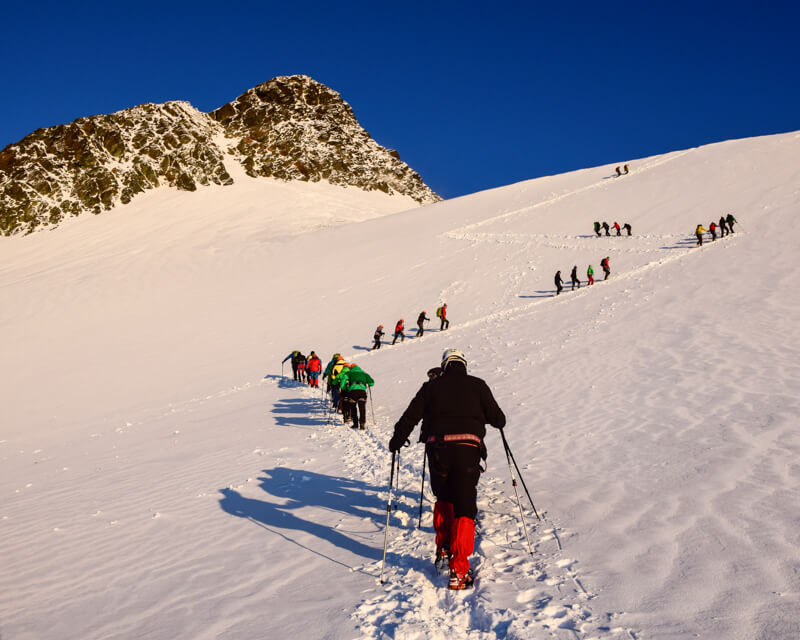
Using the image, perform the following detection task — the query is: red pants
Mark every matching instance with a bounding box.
[428,443,481,574]
[433,503,475,575]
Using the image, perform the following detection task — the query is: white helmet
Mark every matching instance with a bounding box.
[441,348,467,370]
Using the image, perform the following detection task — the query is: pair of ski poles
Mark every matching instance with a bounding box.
[381,429,541,582]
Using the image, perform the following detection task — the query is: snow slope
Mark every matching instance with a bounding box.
[1,131,799,639]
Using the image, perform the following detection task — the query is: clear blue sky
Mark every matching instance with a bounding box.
[2,1,798,199]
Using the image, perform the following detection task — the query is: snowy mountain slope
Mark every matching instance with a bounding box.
[1,131,799,639]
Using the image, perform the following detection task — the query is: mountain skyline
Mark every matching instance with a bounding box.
[0,75,438,235]
[2,2,798,200]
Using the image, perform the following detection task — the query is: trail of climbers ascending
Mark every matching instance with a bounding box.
[446,149,692,238]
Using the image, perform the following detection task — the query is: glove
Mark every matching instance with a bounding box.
[389,433,408,453]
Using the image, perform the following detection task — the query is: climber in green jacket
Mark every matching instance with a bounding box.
[337,364,375,430]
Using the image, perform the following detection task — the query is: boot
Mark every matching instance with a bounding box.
[448,567,474,590]
[435,546,450,573]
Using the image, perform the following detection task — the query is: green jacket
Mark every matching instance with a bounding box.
[587,265,594,276]
[338,366,374,392]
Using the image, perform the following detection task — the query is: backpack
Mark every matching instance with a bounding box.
[436,307,443,318]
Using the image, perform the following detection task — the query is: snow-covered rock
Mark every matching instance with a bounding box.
[0,75,439,235]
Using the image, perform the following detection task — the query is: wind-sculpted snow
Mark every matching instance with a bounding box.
[1,131,799,639]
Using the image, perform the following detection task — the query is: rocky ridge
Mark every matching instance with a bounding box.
[0,75,439,235]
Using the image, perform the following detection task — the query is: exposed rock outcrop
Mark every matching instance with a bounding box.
[211,76,435,201]
[0,75,439,235]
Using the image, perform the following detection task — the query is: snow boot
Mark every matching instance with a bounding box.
[435,546,450,574]
[448,568,474,590]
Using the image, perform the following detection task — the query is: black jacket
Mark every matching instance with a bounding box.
[393,363,505,445]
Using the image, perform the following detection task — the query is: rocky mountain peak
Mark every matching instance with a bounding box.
[209,75,434,200]
[0,75,439,235]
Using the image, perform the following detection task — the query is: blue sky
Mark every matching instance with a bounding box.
[2,1,798,198]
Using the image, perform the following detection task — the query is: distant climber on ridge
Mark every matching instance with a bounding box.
[437,304,450,330]
[417,310,430,337]
[392,319,406,345]
[373,325,385,350]
[719,215,729,237]
[601,256,611,280]
[696,224,707,246]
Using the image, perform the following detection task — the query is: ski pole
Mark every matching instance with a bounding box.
[281,362,284,378]
[380,451,399,583]
[418,448,427,528]
[500,429,541,520]
[501,432,534,555]
[397,451,401,493]
[368,386,376,425]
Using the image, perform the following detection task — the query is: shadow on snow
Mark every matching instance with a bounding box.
[272,396,329,428]
[218,466,387,564]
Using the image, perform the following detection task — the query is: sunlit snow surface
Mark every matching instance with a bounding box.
[2,132,799,639]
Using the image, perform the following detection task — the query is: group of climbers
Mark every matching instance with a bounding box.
[554,258,610,295]
[322,353,376,430]
[614,164,630,177]
[281,351,375,430]
[373,304,449,350]
[696,213,738,246]
[281,350,323,385]
[322,353,374,430]
[282,345,505,590]
[274,197,746,593]
[594,221,632,237]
